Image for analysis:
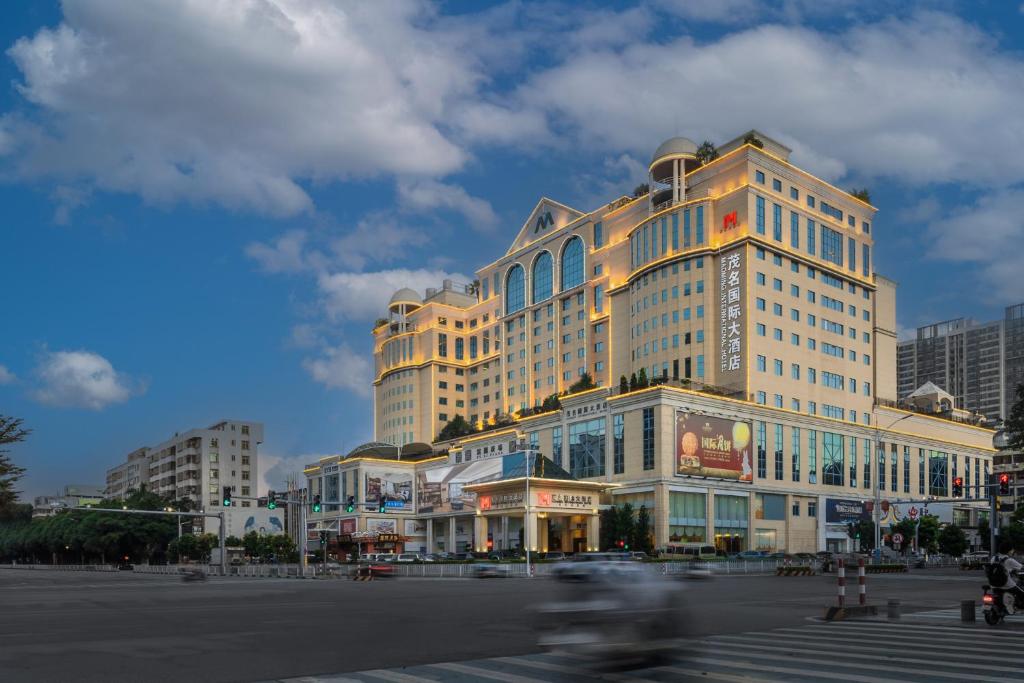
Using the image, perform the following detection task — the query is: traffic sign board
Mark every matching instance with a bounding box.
[908,507,919,520]
[893,533,904,544]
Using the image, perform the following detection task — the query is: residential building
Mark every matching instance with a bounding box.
[898,302,1024,421]
[310,133,996,555]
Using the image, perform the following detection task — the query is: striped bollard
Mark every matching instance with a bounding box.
[837,558,846,608]
[858,558,866,606]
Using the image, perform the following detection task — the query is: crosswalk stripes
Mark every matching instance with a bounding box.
[276,618,1024,683]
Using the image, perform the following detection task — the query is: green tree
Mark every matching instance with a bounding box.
[743,133,764,149]
[225,535,242,547]
[937,524,968,557]
[619,375,629,395]
[436,415,476,442]
[616,503,635,550]
[848,519,874,550]
[633,505,654,555]
[629,373,639,391]
[0,416,30,511]
[599,507,617,551]
[637,368,649,388]
[632,183,649,198]
[849,188,871,204]
[917,515,941,553]
[568,372,596,394]
[1006,382,1024,452]
[696,140,718,165]
[539,393,561,412]
[978,517,991,551]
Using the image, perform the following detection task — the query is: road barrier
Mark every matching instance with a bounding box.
[858,558,866,606]
[775,566,815,576]
[837,558,846,608]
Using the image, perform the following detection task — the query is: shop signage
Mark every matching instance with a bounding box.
[536,492,594,508]
[323,464,339,474]
[825,499,868,524]
[722,211,738,230]
[676,412,752,482]
[340,518,356,534]
[718,249,743,376]
[478,492,525,510]
[533,211,554,233]
[377,533,402,543]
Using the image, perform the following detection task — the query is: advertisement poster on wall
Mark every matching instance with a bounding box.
[675,412,753,482]
[416,458,502,514]
[367,518,397,534]
[364,469,413,512]
[404,519,426,536]
[340,518,357,534]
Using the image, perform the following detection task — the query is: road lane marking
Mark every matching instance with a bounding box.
[769,626,1024,649]
[661,659,906,683]
[703,636,1024,673]
[427,661,548,683]
[361,669,439,683]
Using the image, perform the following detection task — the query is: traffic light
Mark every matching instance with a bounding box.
[222,486,232,507]
[267,490,277,510]
[312,494,322,513]
[952,477,963,498]
[378,496,387,513]
[319,530,327,546]
[1000,473,1011,496]
[346,495,355,513]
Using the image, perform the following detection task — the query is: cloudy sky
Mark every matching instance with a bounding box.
[2,0,1023,497]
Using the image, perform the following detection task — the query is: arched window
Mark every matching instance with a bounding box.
[505,264,525,314]
[531,251,553,304]
[560,236,584,291]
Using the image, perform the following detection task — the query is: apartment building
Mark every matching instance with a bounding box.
[898,303,1024,421]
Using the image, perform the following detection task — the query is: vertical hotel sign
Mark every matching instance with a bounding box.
[718,248,744,384]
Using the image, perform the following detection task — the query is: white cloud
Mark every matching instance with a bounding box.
[317,268,470,322]
[32,349,141,409]
[245,230,312,274]
[329,213,433,270]
[4,0,484,215]
[511,13,1024,190]
[302,344,373,396]
[0,365,15,384]
[397,179,499,232]
[925,189,1024,303]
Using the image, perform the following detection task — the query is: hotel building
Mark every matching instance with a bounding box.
[306,132,995,555]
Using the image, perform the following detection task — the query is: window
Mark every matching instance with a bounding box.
[774,328,782,341]
[823,432,844,486]
[791,284,799,297]
[756,196,765,235]
[774,424,784,480]
[791,333,800,346]
[756,323,766,336]
[790,187,799,200]
[848,437,857,487]
[904,446,911,494]
[929,451,948,497]
[821,226,843,266]
[593,221,604,248]
[807,218,816,256]
[808,431,817,484]
[773,278,782,291]
[772,178,782,192]
[757,421,767,478]
[774,359,783,376]
[455,338,464,360]
[773,203,782,241]
[792,427,801,482]
[438,333,448,358]
[791,363,800,380]
[757,355,766,372]
[696,206,705,245]
[594,284,604,313]
[532,251,553,303]
[643,407,655,470]
[561,237,584,291]
[755,170,765,184]
[553,426,563,467]
[756,390,766,404]
[756,272,766,286]
[569,418,605,478]
[790,212,800,248]
[792,501,800,516]
[505,265,525,313]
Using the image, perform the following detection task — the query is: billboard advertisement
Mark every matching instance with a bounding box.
[364,469,413,512]
[404,519,427,537]
[717,247,746,389]
[675,412,752,482]
[366,518,397,534]
[826,499,868,524]
[416,458,503,514]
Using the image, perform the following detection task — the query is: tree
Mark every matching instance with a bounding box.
[743,133,764,149]
[616,503,635,550]
[637,368,649,388]
[848,519,875,550]
[568,372,596,394]
[599,507,617,551]
[225,535,242,547]
[695,140,718,165]
[0,416,29,511]
[436,415,475,442]
[938,524,968,557]
[1006,382,1024,452]
[632,183,649,198]
[890,519,917,552]
[619,375,629,395]
[633,505,654,555]
[849,188,871,204]
[978,517,991,551]
[917,515,941,554]
[629,372,639,391]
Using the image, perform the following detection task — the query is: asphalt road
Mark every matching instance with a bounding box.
[0,566,1005,683]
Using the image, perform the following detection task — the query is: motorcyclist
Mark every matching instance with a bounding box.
[990,542,1024,612]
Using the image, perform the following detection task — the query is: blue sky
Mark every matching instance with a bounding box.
[2,0,1024,498]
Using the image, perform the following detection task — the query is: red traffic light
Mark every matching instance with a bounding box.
[999,473,1011,495]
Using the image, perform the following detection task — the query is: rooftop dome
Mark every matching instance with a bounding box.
[650,136,698,167]
[345,441,434,460]
[388,287,422,308]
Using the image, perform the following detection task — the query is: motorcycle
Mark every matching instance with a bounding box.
[982,562,1023,625]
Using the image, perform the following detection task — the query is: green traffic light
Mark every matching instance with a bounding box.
[267,501,276,510]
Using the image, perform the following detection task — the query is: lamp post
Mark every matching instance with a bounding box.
[874,413,913,561]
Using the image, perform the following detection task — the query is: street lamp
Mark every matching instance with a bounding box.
[874,412,913,560]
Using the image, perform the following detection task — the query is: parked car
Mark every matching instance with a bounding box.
[375,553,397,563]
[793,552,816,562]
[960,551,989,569]
[664,543,718,561]
[731,550,767,561]
[539,551,567,561]
[396,553,422,563]
[450,552,475,561]
[629,551,649,560]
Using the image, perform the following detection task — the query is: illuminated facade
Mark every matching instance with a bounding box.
[348,132,996,554]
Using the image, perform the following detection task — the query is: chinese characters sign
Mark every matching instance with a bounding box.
[719,248,744,382]
[676,412,753,482]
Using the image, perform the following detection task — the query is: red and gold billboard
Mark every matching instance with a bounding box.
[675,412,753,482]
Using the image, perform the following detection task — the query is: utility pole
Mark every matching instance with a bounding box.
[990,472,998,556]
[874,413,913,562]
[300,489,308,578]
[525,451,532,579]
[218,511,226,575]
